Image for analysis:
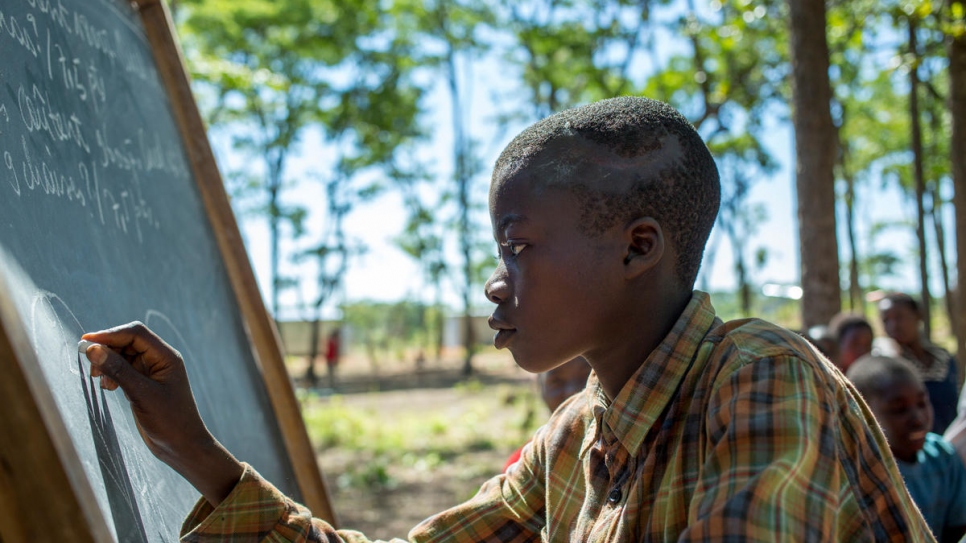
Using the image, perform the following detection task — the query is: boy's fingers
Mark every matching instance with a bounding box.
[82,322,177,362]
[87,345,151,397]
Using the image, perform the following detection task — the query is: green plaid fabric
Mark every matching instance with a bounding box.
[182,292,933,542]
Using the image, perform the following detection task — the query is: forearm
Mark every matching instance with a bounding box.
[163,434,244,508]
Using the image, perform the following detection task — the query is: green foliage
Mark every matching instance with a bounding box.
[303,382,539,491]
[342,300,444,363]
[172,0,959,336]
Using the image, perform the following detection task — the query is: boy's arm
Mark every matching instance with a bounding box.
[82,323,244,507]
[682,354,933,542]
[83,322,547,542]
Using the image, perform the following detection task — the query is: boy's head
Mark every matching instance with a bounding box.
[877,293,921,347]
[491,96,719,288]
[829,313,873,371]
[847,355,932,463]
[537,356,592,413]
[484,97,719,373]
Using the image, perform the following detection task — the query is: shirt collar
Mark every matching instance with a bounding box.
[581,291,719,457]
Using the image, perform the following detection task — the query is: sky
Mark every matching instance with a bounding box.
[204,11,946,322]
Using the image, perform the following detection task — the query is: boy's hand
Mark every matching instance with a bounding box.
[81,322,244,507]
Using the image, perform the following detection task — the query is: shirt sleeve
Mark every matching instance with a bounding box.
[180,443,547,543]
[681,354,933,542]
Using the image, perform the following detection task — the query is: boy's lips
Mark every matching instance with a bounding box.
[493,328,516,349]
[488,316,516,349]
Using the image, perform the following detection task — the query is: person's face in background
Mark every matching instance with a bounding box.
[879,300,920,347]
[538,356,592,413]
[838,326,873,372]
[866,376,933,463]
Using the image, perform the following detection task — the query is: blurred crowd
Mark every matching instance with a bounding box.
[806,292,966,541]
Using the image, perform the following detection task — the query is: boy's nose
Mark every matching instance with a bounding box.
[484,266,509,304]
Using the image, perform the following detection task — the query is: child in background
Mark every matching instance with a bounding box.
[878,293,960,434]
[503,356,591,472]
[325,329,341,390]
[803,325,840,366]
[829,312,874,372]
[848,355,966,542]
[82,96,931,541]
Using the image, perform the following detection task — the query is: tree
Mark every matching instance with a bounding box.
[498,0,650,119]
[788,0,841,329]
[298,36,425,386]
[178,0,385,318]
[389,0,494,375]
[393,177,449,362]
[639,0,786,312]
[949,0,966,366]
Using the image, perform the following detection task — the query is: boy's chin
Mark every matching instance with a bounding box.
[512,354,573,375]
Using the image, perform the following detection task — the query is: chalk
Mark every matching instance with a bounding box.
[77,339,97,354]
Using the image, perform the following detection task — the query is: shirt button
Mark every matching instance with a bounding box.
[607,488,622,503]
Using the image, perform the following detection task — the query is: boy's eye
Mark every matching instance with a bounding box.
[501,241,527,256]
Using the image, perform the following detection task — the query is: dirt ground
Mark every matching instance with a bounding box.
[292,349,541,539]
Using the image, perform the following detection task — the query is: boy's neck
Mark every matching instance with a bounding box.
[591,288,693,400]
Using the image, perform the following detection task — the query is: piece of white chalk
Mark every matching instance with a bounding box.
[77,339,97,354]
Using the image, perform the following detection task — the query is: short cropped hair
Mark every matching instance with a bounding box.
[878,292,920,314]
[493,96,720,287]
[846,355,921,400]
[829,313,873,344]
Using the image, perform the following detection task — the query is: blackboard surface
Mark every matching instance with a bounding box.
[0,0,303,540]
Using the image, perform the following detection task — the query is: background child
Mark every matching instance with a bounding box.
[878,292,959,434]
[503,356,591,472]
[828,312,874,372]
[848,355,966,542]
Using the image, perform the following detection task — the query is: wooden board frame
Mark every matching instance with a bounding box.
[0,0,336,539]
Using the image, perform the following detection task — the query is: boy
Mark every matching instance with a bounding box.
[829,312,874,372]
[847,355,966,542]
[878,292,959,434]
[82,96,931,541]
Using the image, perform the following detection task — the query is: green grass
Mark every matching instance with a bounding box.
[301,381,540,491]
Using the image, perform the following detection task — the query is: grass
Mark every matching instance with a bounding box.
[300,379,541,492]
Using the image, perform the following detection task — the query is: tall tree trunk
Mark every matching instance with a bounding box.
[909,18,933,339]
[269,182,281,319]
[305,312,322,387]
[442,27,475,376]
[844,177,863,312]
[787,0,841,328]
[931,184,955,344]
[950,0,966,377]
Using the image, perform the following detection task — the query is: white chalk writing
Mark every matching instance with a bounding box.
[18,83,90,153]
[2,0,184,244]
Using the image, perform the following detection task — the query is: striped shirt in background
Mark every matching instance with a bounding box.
[182,291,932,542]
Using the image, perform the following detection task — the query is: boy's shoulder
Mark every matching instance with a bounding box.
[706,316,827,368]
[697,315,846,399]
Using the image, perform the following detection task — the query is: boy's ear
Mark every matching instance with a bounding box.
[622,217,665,278]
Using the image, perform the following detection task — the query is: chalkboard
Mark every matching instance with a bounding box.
[0,0,333,541]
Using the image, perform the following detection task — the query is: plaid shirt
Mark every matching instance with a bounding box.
[182,292,933,542]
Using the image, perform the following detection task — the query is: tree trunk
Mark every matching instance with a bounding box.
[845,177,863,312]
[909,18,933,339]
[787,0,841,328]
[269,182,281,319]
[950,0,966,377]
[442,30,476,376]
[931,185,955,345]
[304,313,322,387]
